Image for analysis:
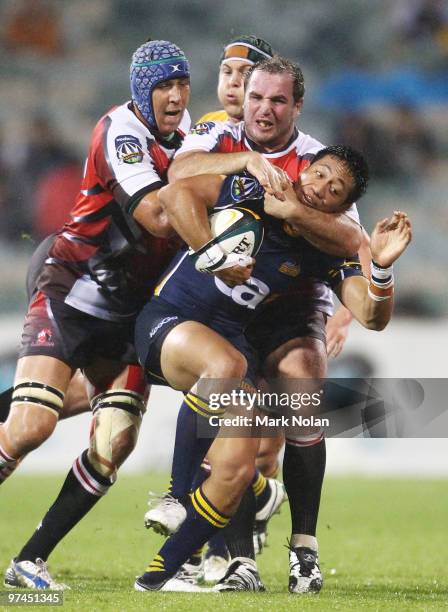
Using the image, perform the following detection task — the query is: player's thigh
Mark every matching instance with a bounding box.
[59,370,90,419]
[265,336,327,379]
[160,320,247,391]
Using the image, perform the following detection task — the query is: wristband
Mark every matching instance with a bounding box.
[189,241,226,273]
[370,261,394,288]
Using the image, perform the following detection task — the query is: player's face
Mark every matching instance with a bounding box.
[217,59,252,122]
[152,77,190,135]
[295,155,355,212]
[244,70,302,151]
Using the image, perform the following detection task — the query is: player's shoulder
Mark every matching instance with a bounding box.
[99,102,148,140]
[197,110,229,123]
[293,130,325,158]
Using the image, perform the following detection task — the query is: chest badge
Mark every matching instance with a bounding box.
[279,261,301,277]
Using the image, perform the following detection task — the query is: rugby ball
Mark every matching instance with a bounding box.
[209,207,264,258]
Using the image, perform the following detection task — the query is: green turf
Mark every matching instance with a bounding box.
[0,474,446,610]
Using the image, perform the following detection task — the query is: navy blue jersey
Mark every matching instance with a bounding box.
[151,175,362,336]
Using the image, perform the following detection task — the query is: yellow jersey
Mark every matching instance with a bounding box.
[197,110,229,123]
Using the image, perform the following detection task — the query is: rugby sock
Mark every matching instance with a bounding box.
[206,532,228,560]
[252,469,271,511]
[169,393,221,502]
[291,533,318,550]
[17,450,111,562]
[185,545,205,567]
[224,487,256,560]
[283,436,326,536]
[141,486,230,584]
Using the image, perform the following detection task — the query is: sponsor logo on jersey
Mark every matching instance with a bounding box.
[279,260,300,277]
[149,316,179,338]
[115,135,144,164]
[189,122,214,135]
[32,328,54,347]
[230,176,264,203]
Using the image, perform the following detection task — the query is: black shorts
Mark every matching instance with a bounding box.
[19,291,138,369]
[135,297,258,386]
[26,234,56,301]
[245,298,327,364]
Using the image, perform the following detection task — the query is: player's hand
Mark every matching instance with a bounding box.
[264,182,297,219]
[215,262,254,286]
[326,316,350,358]
[370,211,412,267]
[246,153,290,200]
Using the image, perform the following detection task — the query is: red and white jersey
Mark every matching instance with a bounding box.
[176,120,360,316]
[38,102,190,321]
[176,120,359,222]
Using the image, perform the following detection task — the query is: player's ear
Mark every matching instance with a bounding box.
[294,97,304,117]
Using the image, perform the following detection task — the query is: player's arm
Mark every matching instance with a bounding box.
[326,229,371,357]
[158,175,251,285]
[333,213,412,330]
[131,189,175,238]
[158,175,224,249]
[169,150,289,200]
[264,183,362,256]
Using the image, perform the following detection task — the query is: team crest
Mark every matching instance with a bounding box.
[230,176,264,203]
[189,122,214,135]
[115,135,144,164]
[279,260,301,277]
[32,328,54,347]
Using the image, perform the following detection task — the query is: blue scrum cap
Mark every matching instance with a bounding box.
[130,40,190,129]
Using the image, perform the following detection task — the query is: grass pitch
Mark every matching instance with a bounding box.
[0,474,446,611]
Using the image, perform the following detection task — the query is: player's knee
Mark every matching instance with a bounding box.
[6,380,63,454]
[204,350,247,380]
[6,411,57,456]
[215,457,255,494]
[277,350,302,378]
[88,389,145,479]
[110,426,138,468]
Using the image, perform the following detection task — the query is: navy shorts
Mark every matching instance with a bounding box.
[245,297,327,364]
[135,297,258,386]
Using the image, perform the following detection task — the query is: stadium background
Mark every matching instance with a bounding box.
[0,0,447,476]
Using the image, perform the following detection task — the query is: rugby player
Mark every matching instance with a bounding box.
[150,55,365,592]
[133,144,411,593]
[1,39,196,591]
[195,36,372,567]
[143,35,287,584]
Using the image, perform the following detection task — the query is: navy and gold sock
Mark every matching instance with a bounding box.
[252,469,271,511]
[141,486,230,584]
[169,393,222,501]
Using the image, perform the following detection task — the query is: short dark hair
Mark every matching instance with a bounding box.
[245,55,305,102]
[313,145,369,204]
